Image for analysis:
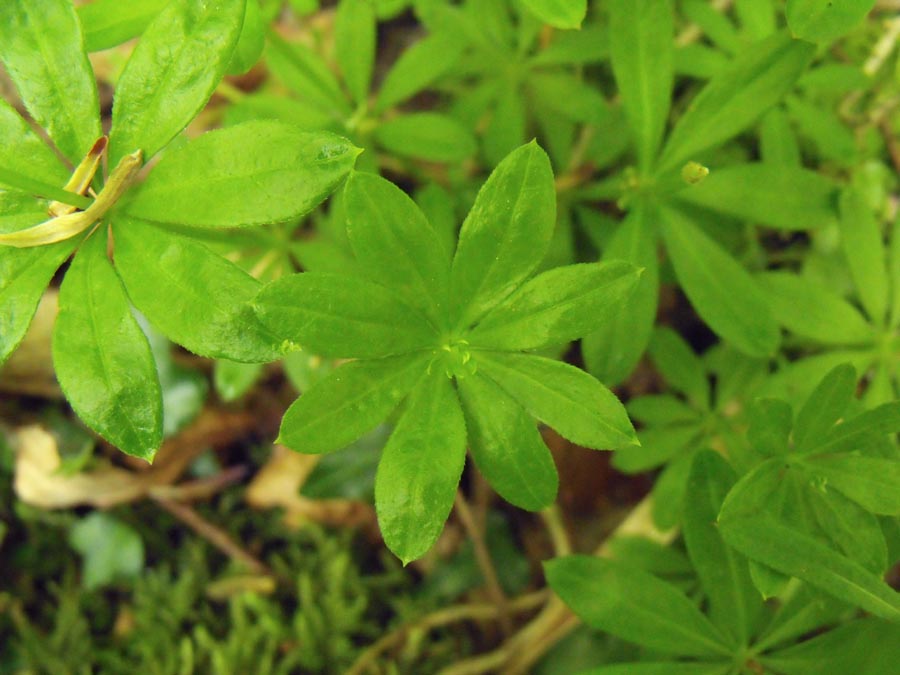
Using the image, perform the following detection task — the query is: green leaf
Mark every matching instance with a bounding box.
[608,0,674,170]
[124,123,360,228]
[214,360,264,402]
[0,0,101,164]
[376,372,467,564]
[108,0,246,165]
[579,665,730,675]
[227,0,265,75]
[451,142,556,329]
[69,513,144,590]
[76,0,168,52]
[458,372,558,511]
[810,402,900,456]
[545,556,731,658]
[374,113,477,163]
[468,261,640,351]
[0,99,70,191]
[265,31,350,117]
[375,33,465,112]
[809,456,900,516]
[757,272,875,346]
[661,208,779,357]
[483,84,528,167]
[583,202,660,386]
[52,233,163,460]
[839,188,888,325]
[277,354,428,453]
[683,452,760,646]
[747,398,793,456]
[254,272,438,359]
[675,163,838,230]
[518,0,587,29]
[786,0,876,43]
[648,327,709,408]
[477,352,637,450]
[658,31,814,172]
[344,171,450,328]
[809,488,887,574]
[334,0,376,104]
[793,363,857,452]
[114,219,286,363]
[759,107,801,165]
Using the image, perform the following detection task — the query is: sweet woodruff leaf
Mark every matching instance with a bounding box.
[786,0,877,43]
[517,0,587,30]
[254,143,639,562]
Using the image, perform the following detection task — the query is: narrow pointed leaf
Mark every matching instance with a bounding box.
[254,272,437,359]
[375,32,464,112]
[545,555,732,658]
[748,398,794,456]
[334,0,376,104]
[374,113,477,163]
[451,142,556,328]
[277,354,428,453]
[0,0,101,164]
[839,188,888,325]
[661,208,779,357]
[52,234,163,460]
[376,372,467,564]
[124,123,359,228]
[648,327,709,408]
[0,99,70,190]
[518,0,587,29]
[76,0,168,52]
[344,171,450,328]
[786,0,877,43]
[478,352,637,450]
[809,456,900,516]
[793,363,857,452]
[109,0,246,165]
[266,31,350,117]
[458,373,558,511]
[469,261,641,350]
[608,0,674,170]
[114,218,286,362]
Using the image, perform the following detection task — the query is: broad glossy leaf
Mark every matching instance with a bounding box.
[545,556,731,658]
[124,123,359,227]
[227,0,265,75]
[76,0,168,52]
[53,233,163,460]
[277,354,428,453]
[786,0,876,43]
[376,372,467,564]
[0,99,69,191]
[334,0,376,104]
[469,262,640,350]
[658,31,814,172]
[344,172,450,327]
[109,0,245,165]
[254,272,438,358]
[683,452,760,646]
[451,142,556,329]
[608,0,674,170]
[114,219,286,362]
[583,202,659,386]
[374,113,476,163]
[809,456,900,515]
[458,372,558,511]
[793,363,856,452]
[839,188,888,325]
[676,163,838,230]
[478,352,638,450]
[518,0,587,29]
[0,0,101,164]
[661,208,779,357]
[649,327,708,408]
[758,272,875,346]
[375,33,465,111]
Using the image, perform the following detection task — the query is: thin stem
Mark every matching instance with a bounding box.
[540,503,572,556]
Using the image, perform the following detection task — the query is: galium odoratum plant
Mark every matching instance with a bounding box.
[253,142,642,563]
[0,0,359,460]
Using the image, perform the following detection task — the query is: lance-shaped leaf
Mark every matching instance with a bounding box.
[124,123,360,228]
[839,188,888,325]
[374,113,477,163]
[76,0,168,52]
[334,0,376,105]
[277,354,429,453]
[343,171,450,328]
[477,352,638,450]
[458,372,558,511]
[793,363,857,452]
[575,665,729,675]
[661,207,779,358]
[0,0,101,164]
[468,261,641,351]
[52,233,163,460]
[113,218,287,363]
[648,327,709,409]
[108,0,246,165]
[545,555,732,658]
[806,456,900,516]
[608,0,674,170]
[227,0,264,75]
[786,0,877,43]
[675,163,839,231]
[374,32,465,112]
[658,31,814,172]
[0,99,70,193]
[266,31,350,117]
[518,0,587,29]
[809,401,900,455]
[376,372,467,564]
[254,272,438,359]
[583,202,659,386]
[451,142,556,329]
